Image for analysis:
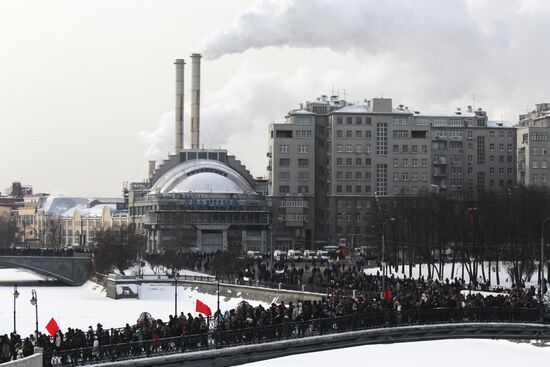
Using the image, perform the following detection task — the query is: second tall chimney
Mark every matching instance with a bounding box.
[190,53,201,149]
[174,59,185,152]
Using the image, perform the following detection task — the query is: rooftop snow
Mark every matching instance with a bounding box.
[487,120,516,128]
[413,109,478,117]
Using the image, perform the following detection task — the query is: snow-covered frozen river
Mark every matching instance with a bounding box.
[0,268,264,338]
[243,339,550,367]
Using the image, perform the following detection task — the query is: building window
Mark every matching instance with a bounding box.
[298,186,309,193]
[298,172,309,180]
[336,158,343,166]
[376,123,388,155]
[355,130,362,138]
[337,130,343,138]
[356,117,362,124]
[298,158,309,167]
[279,185,290,193]
[393,145,399,153]
[376,164,388,195]
[280,145,290,153]
[365,131,372,139]
[393,130,409,139]
[337,116,343,124]
[279,172,290,180]
[279,158,290,166]
[346,117,353,124]
[298,145,309,153]
[296,130,312,139]
[346,130,353,139]
[336,185,342,193]
[336,145,343,152]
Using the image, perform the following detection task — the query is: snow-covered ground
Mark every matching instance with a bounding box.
[0,267,50,281]
[243,339,550,367]
[0,269,264,338]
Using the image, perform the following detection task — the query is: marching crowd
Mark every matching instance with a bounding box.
[1,271,541,363]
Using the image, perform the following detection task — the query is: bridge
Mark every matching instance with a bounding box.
[0,252,93,285]
[42,307,550,366]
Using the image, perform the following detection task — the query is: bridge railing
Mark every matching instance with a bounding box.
[42,306,545,366]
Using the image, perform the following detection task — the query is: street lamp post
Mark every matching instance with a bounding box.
[30,289,38,336]
[168,269,180,317]
[541,217,550,303]
[13,285,19,334]
[216,274,220,316]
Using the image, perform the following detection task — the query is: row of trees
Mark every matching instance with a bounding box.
[373,186,550,285]
[0,215,16,248]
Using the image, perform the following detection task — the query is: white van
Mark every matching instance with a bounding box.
[303,250,315,261]
[316,250,329,261]
[287,249,302,261]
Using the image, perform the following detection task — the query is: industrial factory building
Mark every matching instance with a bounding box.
[128,54,270,253]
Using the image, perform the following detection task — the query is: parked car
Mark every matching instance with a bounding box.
[246,251,263,260]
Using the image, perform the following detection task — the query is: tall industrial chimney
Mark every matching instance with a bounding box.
[174,59,185,152]
[190,53,202,149]
[148,160,156,178]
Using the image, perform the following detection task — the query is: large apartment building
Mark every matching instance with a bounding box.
[268,96,344,250]
[517,103,550,186]
[268,96,519,250]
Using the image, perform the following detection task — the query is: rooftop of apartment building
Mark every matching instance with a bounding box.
[519,103,550,127]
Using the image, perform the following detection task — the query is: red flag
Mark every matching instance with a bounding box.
[45,318,60,337]
[383,286,391,302]
[195,299,212,317]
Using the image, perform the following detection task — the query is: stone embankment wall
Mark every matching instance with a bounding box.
[103,275,324,304]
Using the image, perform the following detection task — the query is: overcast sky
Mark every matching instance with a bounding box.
[1,0,549,197]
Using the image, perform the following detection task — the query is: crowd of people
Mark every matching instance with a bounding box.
[1,273,541,364]
[0,247,79,257]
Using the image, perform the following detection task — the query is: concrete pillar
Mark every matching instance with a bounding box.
[241,230,247,252]
[223,229,228,251]
[196,229,202,251]
[261,230,267,253]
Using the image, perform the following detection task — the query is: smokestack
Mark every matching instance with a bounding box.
[148,160,156,178]
[174,59,185,152]
[190,53,202,149]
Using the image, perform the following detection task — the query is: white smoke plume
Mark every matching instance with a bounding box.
[140,64,330,175]
[202,0,485,60]
[201,0,550,100]
[144,0,550,177]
